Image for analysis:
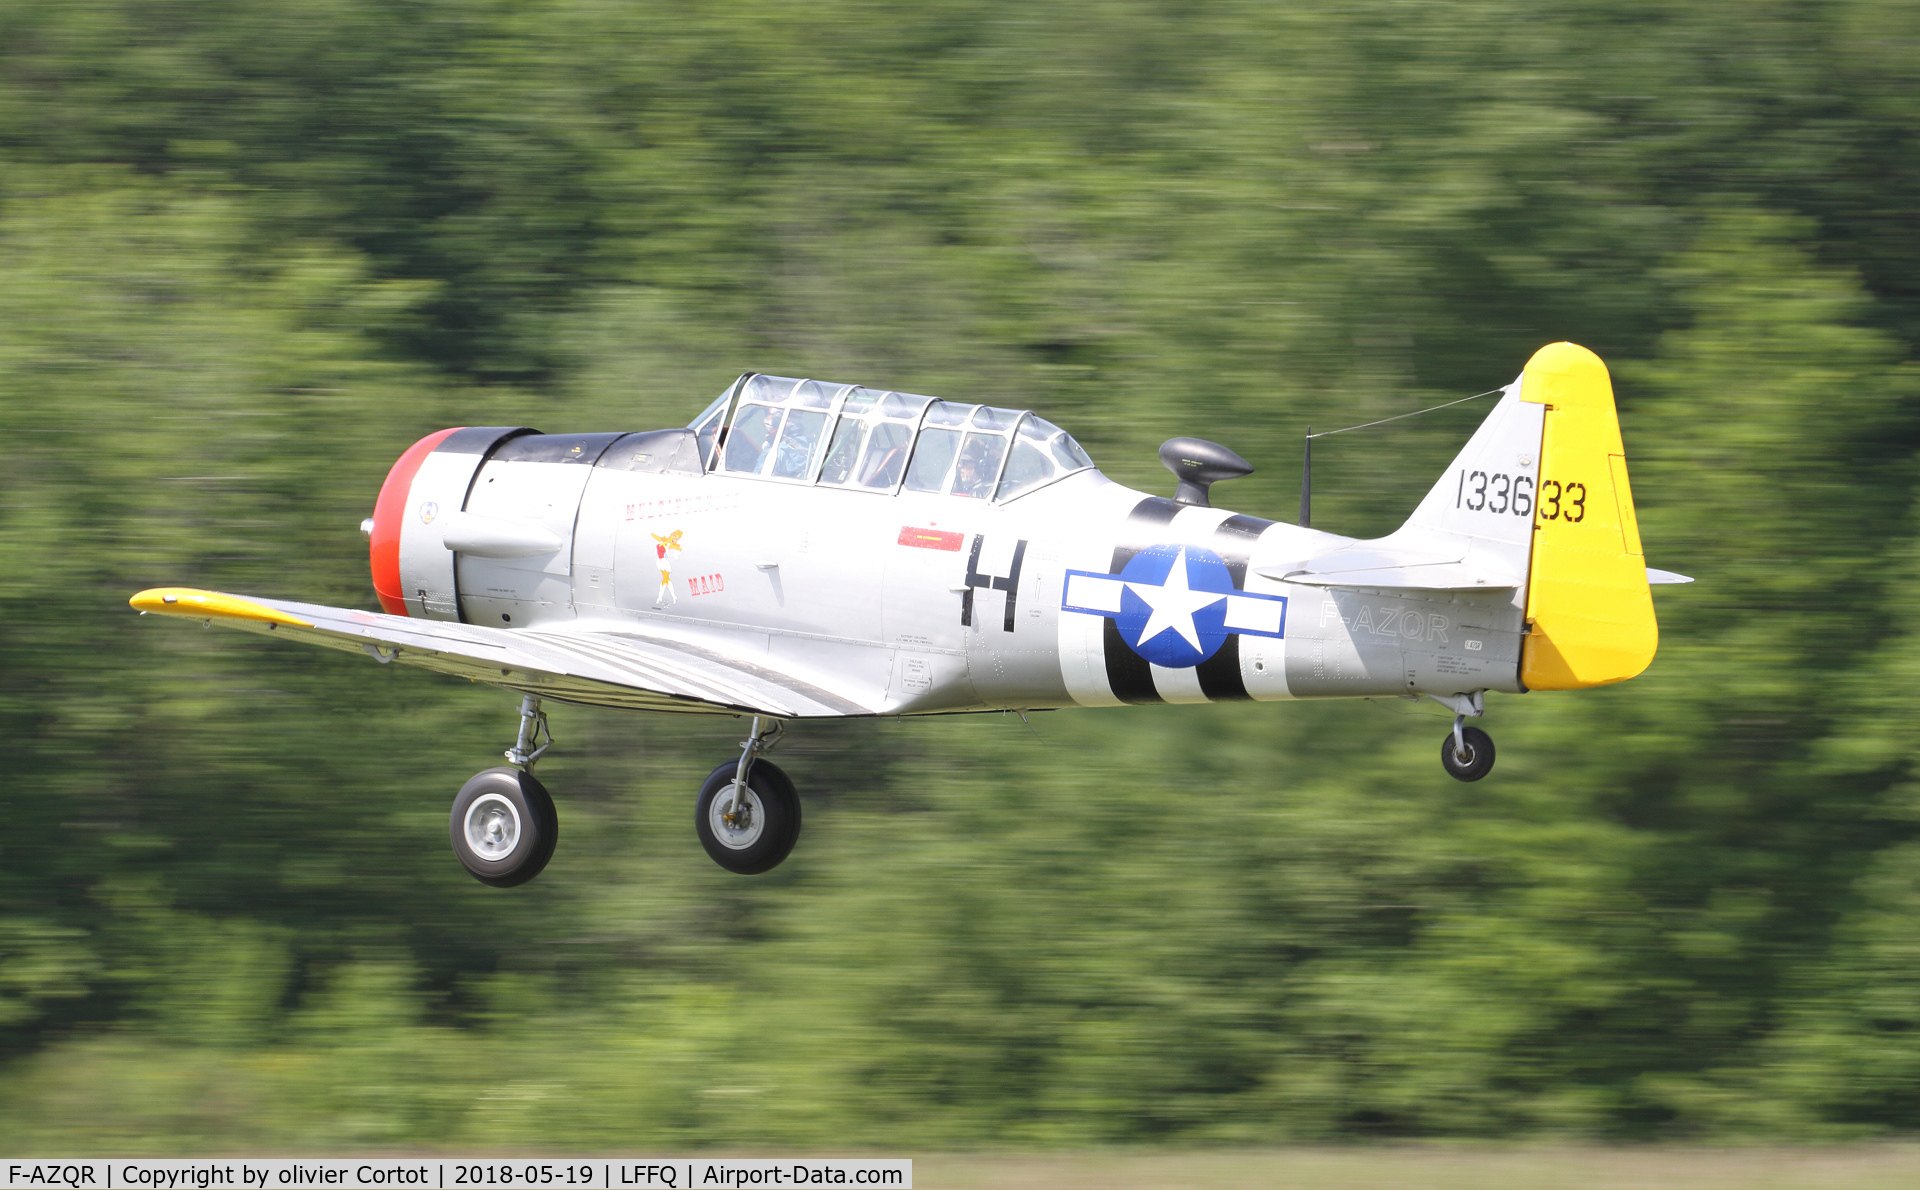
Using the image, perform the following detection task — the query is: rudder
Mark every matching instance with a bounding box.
[1519,343,1657,689]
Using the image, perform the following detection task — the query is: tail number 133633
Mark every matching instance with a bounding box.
[1456,470,1586,523]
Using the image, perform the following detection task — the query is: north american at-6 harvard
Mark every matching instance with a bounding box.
[134,343,1688,886]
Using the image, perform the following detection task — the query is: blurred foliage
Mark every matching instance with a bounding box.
[4,0,1920,1151]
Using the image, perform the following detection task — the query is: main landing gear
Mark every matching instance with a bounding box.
[696,716,802,875]
[449,695,559,887]
[448,701,803,887]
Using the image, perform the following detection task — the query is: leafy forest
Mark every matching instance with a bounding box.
[6,0,1920,1151]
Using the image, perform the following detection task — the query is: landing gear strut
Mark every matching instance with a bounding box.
[696,715,802,875]
[449,695,559,887]
[504,693,553,769]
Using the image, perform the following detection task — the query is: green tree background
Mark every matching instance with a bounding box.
[4,0,1920,1149]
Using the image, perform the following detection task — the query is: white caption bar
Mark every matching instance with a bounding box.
[3,1163,909,1190]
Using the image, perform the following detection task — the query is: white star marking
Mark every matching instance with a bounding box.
[1126,547,1226,652]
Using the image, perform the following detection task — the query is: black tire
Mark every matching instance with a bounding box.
[449,767,558,887]
[1440,725,1496,782]
[695,758,801,875]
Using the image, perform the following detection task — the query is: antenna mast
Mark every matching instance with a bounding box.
[1299,428,1311,529]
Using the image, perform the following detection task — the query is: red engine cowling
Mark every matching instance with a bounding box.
[367,426,533,618]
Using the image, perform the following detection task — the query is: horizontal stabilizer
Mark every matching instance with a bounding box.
[1647,568,1693,585]
[1270,563,1520,592]
[1258,545,1519,592]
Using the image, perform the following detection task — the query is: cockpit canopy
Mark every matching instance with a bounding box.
[687,373,1097,502]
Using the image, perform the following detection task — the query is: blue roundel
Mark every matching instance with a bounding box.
[1114,544,1236,668]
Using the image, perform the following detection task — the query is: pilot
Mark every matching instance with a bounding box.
[952,437,996,499]
[726,408,781,473]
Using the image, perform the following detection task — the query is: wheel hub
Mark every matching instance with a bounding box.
[710,785,765,850]
[465,792,521,861]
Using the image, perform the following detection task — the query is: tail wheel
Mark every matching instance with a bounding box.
[1440,725,1496,782]
[696,759,801,875]
[450,767,558,887]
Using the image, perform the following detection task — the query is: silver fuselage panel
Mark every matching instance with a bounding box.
[449,447,1527,716]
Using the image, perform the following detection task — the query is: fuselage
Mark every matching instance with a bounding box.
[371,409,1528,717]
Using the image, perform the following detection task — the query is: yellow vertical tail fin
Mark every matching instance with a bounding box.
[1519,343,1658,689]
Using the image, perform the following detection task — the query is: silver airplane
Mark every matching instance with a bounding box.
[134,342,1687,887]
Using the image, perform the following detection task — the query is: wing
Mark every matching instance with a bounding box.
[129,588,878,719]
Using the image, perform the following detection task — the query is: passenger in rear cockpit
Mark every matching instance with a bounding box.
[773,412,823,479]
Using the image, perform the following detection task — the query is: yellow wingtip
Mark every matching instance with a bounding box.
[130,587,310,628]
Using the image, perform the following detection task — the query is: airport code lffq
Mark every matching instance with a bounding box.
[3,1162,909,1190]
